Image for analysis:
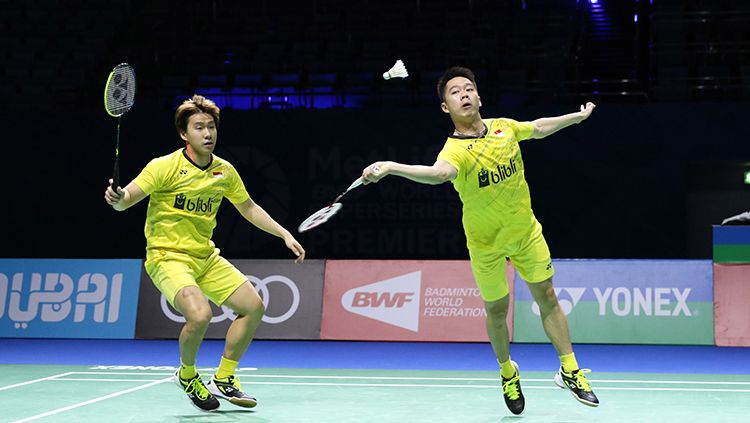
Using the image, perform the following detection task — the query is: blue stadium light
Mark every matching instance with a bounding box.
[179,88,362,110]
[634,14,638,22]
[590,0,598,4]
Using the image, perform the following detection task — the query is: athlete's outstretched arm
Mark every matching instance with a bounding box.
[104,179,147,211]
[530,102,596,139]
[233,198,305,263]
[361,160,457,185]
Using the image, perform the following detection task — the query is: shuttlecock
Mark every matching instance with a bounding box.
[383,59,409,80]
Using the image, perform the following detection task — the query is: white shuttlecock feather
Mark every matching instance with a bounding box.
[383,59,409,80]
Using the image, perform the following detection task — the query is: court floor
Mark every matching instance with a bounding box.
[1,340,749,422]
[2,365,750,422]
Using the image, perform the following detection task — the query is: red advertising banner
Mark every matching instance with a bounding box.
[321,260,515,342]
[714,264,750,346]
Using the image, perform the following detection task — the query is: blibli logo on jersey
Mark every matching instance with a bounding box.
[174,194,186,209]
[478,158,518,188]
[478,169,490,187]
[173,193,214,213]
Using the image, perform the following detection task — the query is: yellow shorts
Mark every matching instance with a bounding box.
[468,221,554,302]
[144,248,247,307]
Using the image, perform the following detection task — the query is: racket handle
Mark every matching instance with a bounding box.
[348,177,364,191]
[112,157,120,190]
[348,166,380,191]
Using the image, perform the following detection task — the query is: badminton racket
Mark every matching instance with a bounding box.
[104,63,136,190]
[298,167,379,233]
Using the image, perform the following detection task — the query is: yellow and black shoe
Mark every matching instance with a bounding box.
[207,375,258,408]
[173,370,220,412]
[554,367,600,407]
[501,361,525,415]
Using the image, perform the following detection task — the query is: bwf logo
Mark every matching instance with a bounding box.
[351,292,414,308]
[341,271,421,332]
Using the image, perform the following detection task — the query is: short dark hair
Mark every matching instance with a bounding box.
[437,67,477,101]
[174,94,221,136]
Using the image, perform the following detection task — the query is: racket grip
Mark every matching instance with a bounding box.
[349,166,380,190]
[348,177,364,191]
[112,158,120,190]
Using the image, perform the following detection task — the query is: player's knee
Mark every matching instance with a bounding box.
[183,304,213,328]
[233,297,265,322]
[484,296,510,320]
[536,284,560,311]
[543,285,557,302]
[249,301,265,322]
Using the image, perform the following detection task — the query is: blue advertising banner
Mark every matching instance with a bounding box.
[0,259,142,338]
[513,260,714,344]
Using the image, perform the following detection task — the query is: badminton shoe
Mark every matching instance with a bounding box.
[207,375,258,408]
[501,360,525,415]
[554,367,600,407]
[173,370,219,411]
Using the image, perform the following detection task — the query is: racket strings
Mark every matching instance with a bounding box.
[298,203,343,232]
[105,65,136,116]
[105,63,136,189]
[297,176,366,232]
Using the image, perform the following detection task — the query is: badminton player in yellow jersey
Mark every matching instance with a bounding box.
[104,95,305,412]
[362,67,598,415]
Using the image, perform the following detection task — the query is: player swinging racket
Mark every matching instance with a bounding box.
[361,67,599,415]
[104,94,305,412]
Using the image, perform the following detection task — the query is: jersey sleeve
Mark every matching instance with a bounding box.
[132,158,162,195]
[508,119,535,142]
[224,163,251,204]
[436,141,464,175]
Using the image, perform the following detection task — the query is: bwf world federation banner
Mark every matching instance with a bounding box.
[320,260,515,342]
[512,259,714,345]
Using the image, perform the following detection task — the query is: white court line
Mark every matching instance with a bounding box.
[68,372,750,385]
[11,377,171,423]
[240,375,750,386]
[234,382,750,393]
[51,378,161,383]
[49,378,750,393]
[556,379,750,385]
[585,386,750,393]
[0,372,74,392]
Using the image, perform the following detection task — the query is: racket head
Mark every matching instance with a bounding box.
[104,63,136,117]
[298,203,343,233]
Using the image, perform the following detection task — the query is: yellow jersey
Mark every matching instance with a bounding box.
[436,118,538,249]
[133,149,250,258]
